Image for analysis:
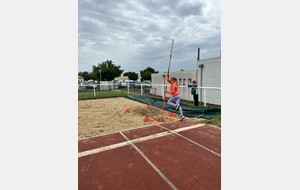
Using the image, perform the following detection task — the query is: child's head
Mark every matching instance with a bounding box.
[192,80,197,85]
[170,77,177,83]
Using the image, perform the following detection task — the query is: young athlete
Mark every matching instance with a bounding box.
[165,74,185,121]
[191,80,199,106]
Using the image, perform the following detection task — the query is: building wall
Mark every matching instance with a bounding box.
[78,77,84,84]
[197,57,221,105]
[151,70,197,101]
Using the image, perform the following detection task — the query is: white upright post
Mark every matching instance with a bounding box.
[204,88,207,106]
[186,86,188,101]
[94,85,96,96]
[99,69,102,91]
[127,84,129,94]
[141,84,143,95]
[162,85,164,99]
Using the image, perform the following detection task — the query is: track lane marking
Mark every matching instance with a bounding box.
[120,131,179,190]
[157,124,221,157]
[78,124,204,157]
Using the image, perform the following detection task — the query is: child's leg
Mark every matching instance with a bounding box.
[174,95,183,116]
[167,96,177,107]
[194,95,199,106]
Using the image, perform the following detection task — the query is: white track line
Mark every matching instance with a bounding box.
[78,118,180,141]
[78,124,205,158]
[157,124,221,157]
[120,131,179,190]
[78,141,130,157]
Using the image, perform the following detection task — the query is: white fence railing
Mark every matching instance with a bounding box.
[78,83,221,106]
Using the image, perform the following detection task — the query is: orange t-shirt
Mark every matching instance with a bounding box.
[166,78,180,96]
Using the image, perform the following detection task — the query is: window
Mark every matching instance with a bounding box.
[188,78,192,85]
[179,78,182,85]
[183,78,186,86]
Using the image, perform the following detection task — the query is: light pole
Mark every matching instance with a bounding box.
[99,69,102,91]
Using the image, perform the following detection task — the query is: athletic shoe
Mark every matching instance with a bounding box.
[180,116,185,121]
[176,104,180,111]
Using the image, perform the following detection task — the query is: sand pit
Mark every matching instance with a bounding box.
[78,97,180,139]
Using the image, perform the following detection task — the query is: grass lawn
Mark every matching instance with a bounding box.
[78,91,129,100]
[199,114,221,128]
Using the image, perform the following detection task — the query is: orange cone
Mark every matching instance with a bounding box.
[147,105,151,109]
[143,117,150,122]
[125,109,131,113]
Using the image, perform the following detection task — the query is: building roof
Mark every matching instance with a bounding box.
[78,76,84,79]
[114,76,129,80]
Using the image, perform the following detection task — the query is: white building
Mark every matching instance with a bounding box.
[151,70,197,101]
[197,57,221,105]
[78,76,84,84]
[114,76,133,86]
[151,50,221,105]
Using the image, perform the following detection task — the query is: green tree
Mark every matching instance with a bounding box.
[123,72,138,80]
[141,71,152,81]
[78,71,92,80]
[140,67,158,81]
[91,60,124,81]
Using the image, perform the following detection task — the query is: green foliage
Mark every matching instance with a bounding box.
[200,114,221,128]
[140,67,158,81]
[140,67,159,75]
[78,71,93,80]
[123,72,138,80]
[92,60,124,81]
[78,91,129,100]
[141,71,152,80]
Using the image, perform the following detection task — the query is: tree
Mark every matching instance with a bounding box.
[123,72,129,76]
[123,72,138,80]
[141,71,152,81]
[140,67,159,75]
[91,60,124,81]
[140,67,158,81]
[78,71,92,80]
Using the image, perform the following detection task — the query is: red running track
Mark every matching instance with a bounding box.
[78,120,221,190]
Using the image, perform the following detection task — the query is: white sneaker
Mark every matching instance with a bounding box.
[180,116,185,121]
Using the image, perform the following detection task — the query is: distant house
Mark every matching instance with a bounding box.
[78,75,84,84]
[114,76,133,83]
[115,73,142,82]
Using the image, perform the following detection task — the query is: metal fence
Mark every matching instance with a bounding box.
[78,82,221,106]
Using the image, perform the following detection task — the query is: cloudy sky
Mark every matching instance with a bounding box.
[78,0,220,74]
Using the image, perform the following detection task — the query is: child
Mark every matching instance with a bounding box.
[165,74,185,121]
[191,80,199,106]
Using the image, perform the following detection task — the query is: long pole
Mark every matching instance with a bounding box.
[161,39,174,118]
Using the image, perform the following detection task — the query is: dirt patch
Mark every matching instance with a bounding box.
[131,107,161,117]
[78,97,180,139]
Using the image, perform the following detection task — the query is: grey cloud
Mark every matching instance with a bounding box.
[78,0,221,73]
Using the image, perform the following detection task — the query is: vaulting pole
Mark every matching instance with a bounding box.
[161,39,174,118]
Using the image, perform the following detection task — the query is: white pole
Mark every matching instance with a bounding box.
[100,69,102,91]
[94,85,96,96]
[141,84,143,95]
[186,86,188,101]
[127,84,129,94]
[161,84,164,99]
[204,88,207,106]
